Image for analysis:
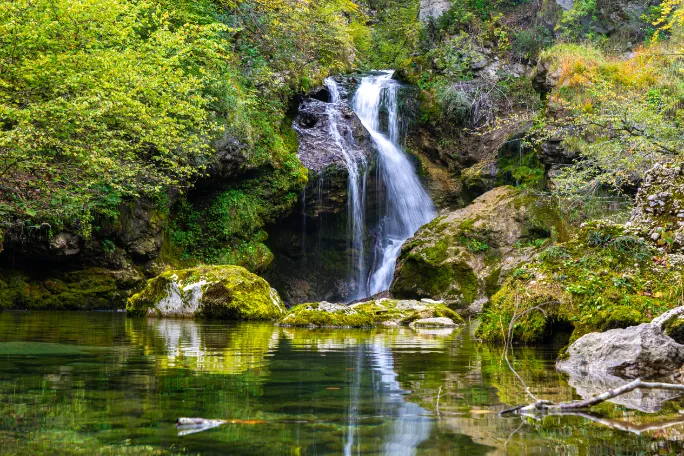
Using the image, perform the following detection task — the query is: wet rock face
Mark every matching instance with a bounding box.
[293,94,374,174]
[628,164,684,252]
[266,82,382,304]
[558,307,684,382]
[391,186,559,307]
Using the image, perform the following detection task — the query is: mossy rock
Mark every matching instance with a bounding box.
[278,302,374,328]
[351,298,465,325]
[664,318,684,345]
[600,306,642,331]
[392,186,560,305]
[477,220,684,346]
[278,299,465,328]
[127,265,284,320]
[0,267,141,310]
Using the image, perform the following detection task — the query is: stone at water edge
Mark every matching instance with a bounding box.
[557,307,684,379]
[276,298,465,328]
[126,265,285,320]
[277,301,374,328]
[409,317,457,328]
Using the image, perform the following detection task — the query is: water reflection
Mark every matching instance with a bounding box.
[1,312,684,455]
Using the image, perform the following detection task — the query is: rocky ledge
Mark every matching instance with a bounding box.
[277,298,465,328]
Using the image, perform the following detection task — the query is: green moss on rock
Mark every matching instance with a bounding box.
[127,265,284,320]
[600,306,642,331]
[278,302,374,328]
[392,186,560,306]
[278,298,465,328]
[477,221,684,345]
[664,318,684,344]
[0,267,141,310]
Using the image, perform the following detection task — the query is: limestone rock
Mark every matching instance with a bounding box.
[557,318,684,379]
[293,88,375,174]
[278,301,374,328]
[629,164,684,253]
[531,56,562,95]
[566,371,682,413]
[391,186,558,306]
[419,0,452,21]
[127,265,285,320]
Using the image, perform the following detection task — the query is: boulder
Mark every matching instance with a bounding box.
[419,0,452,21]
[409,317,457,328]
[127,265,285,320]
[565,371,682,413]
[351,298,465,326]
[277,301,374,328]
[391,186,558,306]
[557,309,684,379]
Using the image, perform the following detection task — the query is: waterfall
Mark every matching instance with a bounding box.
[324,77,369,299]
[352,71,436,296]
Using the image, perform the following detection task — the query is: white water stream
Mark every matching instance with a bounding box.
[352,71,436,296]
[324,77,369,299]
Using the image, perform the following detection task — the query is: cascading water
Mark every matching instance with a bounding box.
[324,78,369,299]
[352,71,436,296]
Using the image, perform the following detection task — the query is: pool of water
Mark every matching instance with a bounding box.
[0,312,683,455]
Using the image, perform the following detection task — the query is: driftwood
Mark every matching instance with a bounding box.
[500,299,684,418]
[500,378,684,415]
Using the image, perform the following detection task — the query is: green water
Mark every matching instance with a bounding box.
[0,312,683,455]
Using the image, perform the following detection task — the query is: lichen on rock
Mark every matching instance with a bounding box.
[127,265,284,320]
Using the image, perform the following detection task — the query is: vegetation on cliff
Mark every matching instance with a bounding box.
[0,0,367,267]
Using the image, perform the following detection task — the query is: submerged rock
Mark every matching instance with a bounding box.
[391,186,558,307]
[558,307,684,379]
[127,266,285,320]
[277,298,464,328]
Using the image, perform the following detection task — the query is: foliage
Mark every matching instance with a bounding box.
[533,40,684,200]
[0,0,364,243]
[477,222,684,344]
[0,0,227,234]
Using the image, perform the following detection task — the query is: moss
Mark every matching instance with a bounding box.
[278,304,374,328]
[478,221,684,345]
[600,306,641,331]
[664,318,684,344]
[127,265,284,320]
[127,275,173,317]
[0,268,132,311]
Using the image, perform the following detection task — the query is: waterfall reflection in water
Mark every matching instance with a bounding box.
[2,312,684,455]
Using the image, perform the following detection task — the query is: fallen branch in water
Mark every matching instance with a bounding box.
[500,378,684,414]
[500,297,684,418]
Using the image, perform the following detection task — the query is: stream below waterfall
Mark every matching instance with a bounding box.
[2,311,684,455]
